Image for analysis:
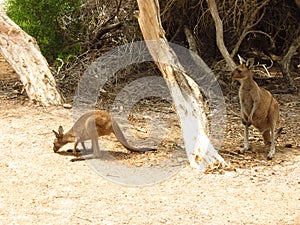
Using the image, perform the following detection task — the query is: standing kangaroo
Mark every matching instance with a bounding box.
[232,57,281,160]
[52,110,156,157]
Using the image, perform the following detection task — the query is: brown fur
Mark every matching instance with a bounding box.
[52,110,156,157]
[232,58,280,160]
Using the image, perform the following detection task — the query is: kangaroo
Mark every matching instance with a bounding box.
[232,57,281,160]
[52,110,156,157]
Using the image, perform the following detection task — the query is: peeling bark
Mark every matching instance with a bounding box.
[136,0,225,171]
[0,10,63,106]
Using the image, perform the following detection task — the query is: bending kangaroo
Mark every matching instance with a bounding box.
[52,110,156,157]
[232,57,281,160]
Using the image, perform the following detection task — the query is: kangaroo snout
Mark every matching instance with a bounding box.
[231,64,249,81]
[53,142,60,153]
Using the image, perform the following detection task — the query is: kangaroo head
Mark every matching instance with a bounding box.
[232,58,255,81]
[52,126,67,152]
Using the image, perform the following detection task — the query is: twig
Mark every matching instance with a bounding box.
[261,64,271,77]
[56,58,65,79]
[228,109,242,119]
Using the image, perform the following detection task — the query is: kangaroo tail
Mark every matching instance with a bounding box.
[111,118,156,152]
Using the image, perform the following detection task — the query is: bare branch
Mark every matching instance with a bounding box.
[231,30,275,57]
[207,0,236,70]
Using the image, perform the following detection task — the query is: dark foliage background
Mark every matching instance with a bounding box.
[5,0,300,98]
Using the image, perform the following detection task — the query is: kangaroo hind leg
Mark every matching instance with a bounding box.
[267,128,276,160]
[240,124,250,154]
[262,130,271,145]
[91,138,103,158]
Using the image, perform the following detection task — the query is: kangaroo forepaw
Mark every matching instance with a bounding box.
[242,119,251,126]
[264,141,271,146]
[239,146,250,154]
[73,150,81,157]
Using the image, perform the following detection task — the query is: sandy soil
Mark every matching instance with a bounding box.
[0,57,299,224]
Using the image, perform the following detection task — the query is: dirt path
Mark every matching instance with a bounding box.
[0,98,299,225]
[0,54,299,224]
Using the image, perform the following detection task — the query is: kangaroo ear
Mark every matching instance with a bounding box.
[52,130,60,138]
[238,54,246,65]
[246,58,255,69]
[58,126,64,134]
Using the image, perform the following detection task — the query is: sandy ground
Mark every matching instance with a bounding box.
[0,56,299,224]
[0,98,299,225]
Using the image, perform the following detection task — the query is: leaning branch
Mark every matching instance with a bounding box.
[207,0,236,70]
[0,10,63,106]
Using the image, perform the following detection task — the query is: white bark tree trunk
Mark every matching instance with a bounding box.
[0,10,63,106]
[136,0,225,171]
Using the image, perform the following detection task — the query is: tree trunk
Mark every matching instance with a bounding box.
[279,34,300,91]
[207,0,236,70]
[135,0,225,171]
[0,10,63,106]
[295,0,300,10]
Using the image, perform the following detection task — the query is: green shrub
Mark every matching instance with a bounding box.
[6,0,82,62]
